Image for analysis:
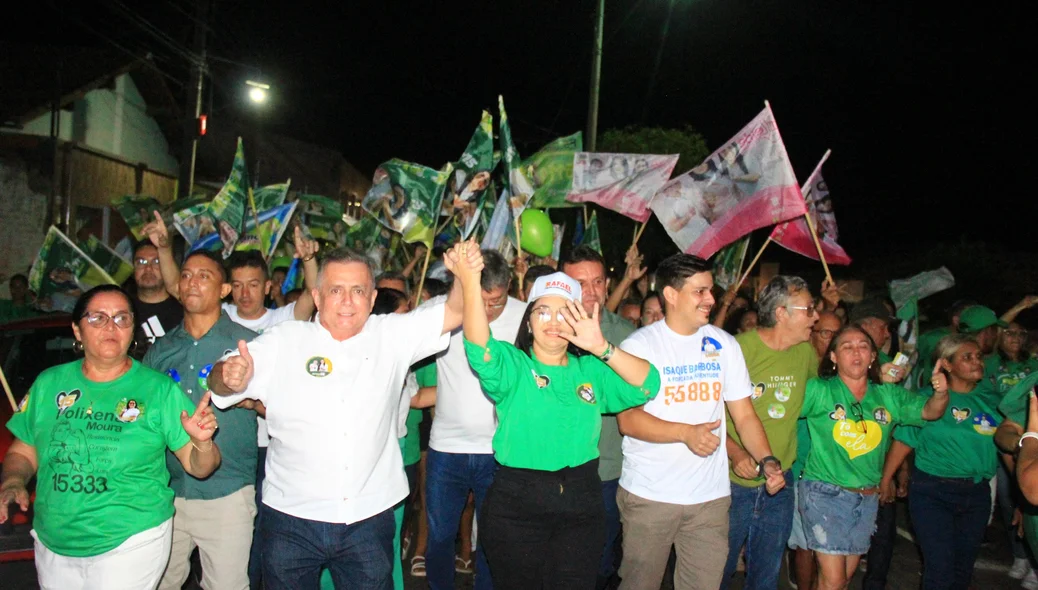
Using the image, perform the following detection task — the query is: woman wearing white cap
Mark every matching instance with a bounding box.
[445,242,660,590]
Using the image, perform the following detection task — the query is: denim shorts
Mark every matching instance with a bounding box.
[787,478,809,550]
[797,479,878,555]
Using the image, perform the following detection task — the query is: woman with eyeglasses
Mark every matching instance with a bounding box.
[877,334,999,589]
[0,284,221,590]
[797,325,948,590]
[988,322,1038,395]
[450,243,660,589]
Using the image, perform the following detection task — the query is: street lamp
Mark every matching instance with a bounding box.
[246,80,270,104]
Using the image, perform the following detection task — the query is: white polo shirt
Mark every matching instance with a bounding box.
[222,301,298,448]
[212,300,450,524]
[429,297,525,454]
[619,321,752,505]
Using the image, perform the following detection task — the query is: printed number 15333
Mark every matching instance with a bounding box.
[664,382,722,405]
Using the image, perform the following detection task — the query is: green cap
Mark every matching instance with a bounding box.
[958,306,1007,333]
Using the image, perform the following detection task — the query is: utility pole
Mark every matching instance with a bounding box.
[586,0,605,151]
[179,0,209,198]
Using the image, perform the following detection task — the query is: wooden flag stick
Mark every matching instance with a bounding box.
[632,218,650,247]
[0,364,18,413]
[582,205,589,228]
[735,237,771,292]
[413,244,434,307]
[801,211,834,286]
[514,214,525,295]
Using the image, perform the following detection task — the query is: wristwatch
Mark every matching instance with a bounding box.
[598,342,615,362]
[758,455,782,474]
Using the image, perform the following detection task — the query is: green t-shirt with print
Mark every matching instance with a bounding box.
[463,336,659,470]
[986,354,1038,396]
[727,331,818,487]
[894,387,1000,481]
[800,377,927,489]
[6,359,196,557]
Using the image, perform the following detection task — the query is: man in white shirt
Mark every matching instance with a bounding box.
[424,249,524,590]
[208,244,475,588]
[615,253,785,590]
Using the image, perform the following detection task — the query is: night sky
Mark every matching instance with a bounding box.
[11,1,1032,261]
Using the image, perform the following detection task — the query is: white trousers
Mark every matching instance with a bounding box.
[34,517,173,590]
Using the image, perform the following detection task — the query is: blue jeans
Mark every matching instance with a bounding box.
[998,462,1030,560]
[862,500,897,590]
[600,478,621,579]
[909,468,991,590]
[248,446,267,590]
[260,503,394,590]
[425,449,495,590]
[721,470,795,590]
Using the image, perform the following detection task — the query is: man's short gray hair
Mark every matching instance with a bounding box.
[756,275,810,328]
[480,249,512,292]
[317,247,377,290]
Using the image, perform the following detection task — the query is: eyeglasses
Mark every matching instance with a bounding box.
[82,311,135,329]
[787,305,818,316]
[850,401,867,434]
[531,306,566,323]
[812,328,836,339]
[135,257,161,267]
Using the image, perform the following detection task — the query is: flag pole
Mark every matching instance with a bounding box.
[735,237,771,292]
[801,211,834,286]
[0,365,18,413]
[514,214,525,295]
[631,192,659,247]
[413,244,434,307]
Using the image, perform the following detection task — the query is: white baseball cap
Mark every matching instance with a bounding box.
[528,272,582,303]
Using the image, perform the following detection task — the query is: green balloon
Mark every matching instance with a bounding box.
[520,209,554,257]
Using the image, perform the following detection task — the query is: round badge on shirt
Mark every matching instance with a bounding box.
[306,356,333,377]
[774,386,791,402]
[767,403,785,419]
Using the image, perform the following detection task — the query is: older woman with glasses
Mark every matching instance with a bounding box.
[0,284,221,590]
[797,325,948,590]
[988,322,1038,395]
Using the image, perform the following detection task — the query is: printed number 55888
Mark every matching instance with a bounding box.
[664,382,721,405]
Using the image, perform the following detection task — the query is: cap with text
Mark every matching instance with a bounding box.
[528,272,582,304]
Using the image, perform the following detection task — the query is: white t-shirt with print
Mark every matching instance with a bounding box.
[429,297,526,454]
[222,301,298,446]
[619,321,752,505]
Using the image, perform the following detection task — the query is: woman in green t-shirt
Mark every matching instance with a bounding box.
[798,325,948,590]
[448,242,660,589]
[881,334,999,589]
[988,322,1038,394]
[0,285,221,590]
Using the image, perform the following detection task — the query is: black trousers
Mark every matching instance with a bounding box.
[480,459,605,590]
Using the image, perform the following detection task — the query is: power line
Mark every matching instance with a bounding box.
[101,0,201,66]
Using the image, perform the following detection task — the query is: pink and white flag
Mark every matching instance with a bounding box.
[566,152,679,222]
[650,104,807,259]
[770,150,852,265]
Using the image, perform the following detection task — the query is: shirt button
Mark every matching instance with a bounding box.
[193,342,198,347]
[187,389,193,394]
[190,365,195,370]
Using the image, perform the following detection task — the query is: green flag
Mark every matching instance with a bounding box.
[296,193,344,220]
[207,137,251,258]
[362,159,452,247]
[448,111,496,239]
[29,227,117,313]
[498,96,535,220]
[80,235,134,285]
[234,202,299,259]
[581,210,602,255]
[112,194,207,240]
[711,236,751,290]
[525,132,583,209]
[253,181,291,211]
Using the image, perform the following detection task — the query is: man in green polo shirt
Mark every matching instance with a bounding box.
[143,250,259,590]
[560,246,636,588]
[721,276,819,590]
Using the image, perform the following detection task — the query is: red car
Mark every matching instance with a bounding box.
[0,313,76,563]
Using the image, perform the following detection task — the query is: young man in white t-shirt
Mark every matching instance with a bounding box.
[423,250,524,590]
[615,253,785,590]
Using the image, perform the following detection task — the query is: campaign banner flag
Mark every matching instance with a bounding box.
[581,210,602,255]
[551,223,565,261]
[567,152,679,223]
[81,235,134,285]
[296,193,344,221]
[711,235,751,291]
[889,267,955,310]
[112,194,207,240]
[188,202,299,259]
[480,189,513,253]
[253,181,291,211]
[447,111,496,239]
[651,104,808,259]
[29,227,117,313]
[498,96,536,220]
[525,132,583,209]
[769,151,851,265]
[173,204,217,248]
[571,210,585,247]
[206,137,251,258]
[362,159,452,246]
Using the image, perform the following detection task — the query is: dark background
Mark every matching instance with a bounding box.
[7,0,1034,311]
